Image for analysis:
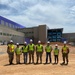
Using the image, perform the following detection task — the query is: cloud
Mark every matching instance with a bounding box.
[0,0,75,33]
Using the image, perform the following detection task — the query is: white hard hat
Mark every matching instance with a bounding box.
[47,41,50,43]
[38,40,41,43]
[30,39,33,42]
[24,42,27,44]
[55,44,58,46]
[16,43,19,45]
[64,41,67,44]
[10,40,13,42]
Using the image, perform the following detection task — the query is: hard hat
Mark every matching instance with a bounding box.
[24,42,27,44]
[47,41,50,43]
[16,43,19,45]
[55,44,58,46]
[10,40,13,42]
[30,39,33,42]
[64,41,67,44]
[38,40,41,43]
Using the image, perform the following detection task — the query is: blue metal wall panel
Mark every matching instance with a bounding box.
[47,29,63,42]
[25,38,30,44]
[0,16,25,28]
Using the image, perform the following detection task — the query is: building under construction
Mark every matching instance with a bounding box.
[0,16,75,44]
[0,16,25,44]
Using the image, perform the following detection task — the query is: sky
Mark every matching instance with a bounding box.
[0,0,75,33]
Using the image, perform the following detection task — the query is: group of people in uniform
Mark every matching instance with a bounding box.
[7,39,69,65]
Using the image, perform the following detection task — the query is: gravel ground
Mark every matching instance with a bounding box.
[0,44,75,75]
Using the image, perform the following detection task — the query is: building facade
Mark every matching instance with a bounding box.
[47,28,63,42]
[62,33,75,42]
[17,25,48,44]
[17,25,63,44]
[0,16,25,44]
[1,16,74,44]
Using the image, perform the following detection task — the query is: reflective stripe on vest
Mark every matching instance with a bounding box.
[15,48,21,54]
[45,46,52,52]
[8,44,15,52]
[36,44,43,52]
[28,44,34,51]
[62,46,68,53]
[54,48,59,55]
[22,46,28,52]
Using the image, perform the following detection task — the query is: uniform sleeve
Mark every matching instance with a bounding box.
[7,46,9,53]
[21,47,23,50]
[51,46,53,51]
[15,48,17,53]
[33,44,35,50]
[28,44,29,50]
[67,47,69,53]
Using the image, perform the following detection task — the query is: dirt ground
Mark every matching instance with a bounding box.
[0,44,75,75]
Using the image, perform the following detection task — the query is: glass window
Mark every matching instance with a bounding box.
[0,32,2,35]
[9,34,12,36]
[1,20,4,25]
[16,26,18,28]
[9,23,12,28]
[31,32,34,34]
[3,33,6,36]
[13,25,15,28]
[7,33,9,36]
[6,22,8,27]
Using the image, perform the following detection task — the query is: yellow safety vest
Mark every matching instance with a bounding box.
[22,46,28,52]
[62,46,68,53]
[15,47,21,55]
[28,44,34,51]
[54,48,59,55]
[45,46,52,52]
[8,44,15,52]
[36,44,43,52]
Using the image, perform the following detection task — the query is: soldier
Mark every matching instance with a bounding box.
[15,43,22,64]
[7,40,15,65]
[36,41,43,64]
[22,42,28,64]
[60,41,69,65]
[45,41,52,64]
[28,39,35,64]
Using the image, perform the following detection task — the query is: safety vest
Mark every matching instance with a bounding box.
[62,46,68,53]
[8,44,15,52]
[22,46,28,53]
[28,44,34,51]
[36,44,43,52]
[15,47,21,55]
[54,48,59,55]
[45,46,52,52]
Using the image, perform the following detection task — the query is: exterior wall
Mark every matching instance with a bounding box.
[17,25,63,43]
[38,25,47,44]
[33,27,39,44]
[62,33,75,42]
[0,25,25,44]
[0,16,25,44]
[47,28,63,42]
[0,16,25,29]
[17,28,34,43]
[17,25,48,44]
